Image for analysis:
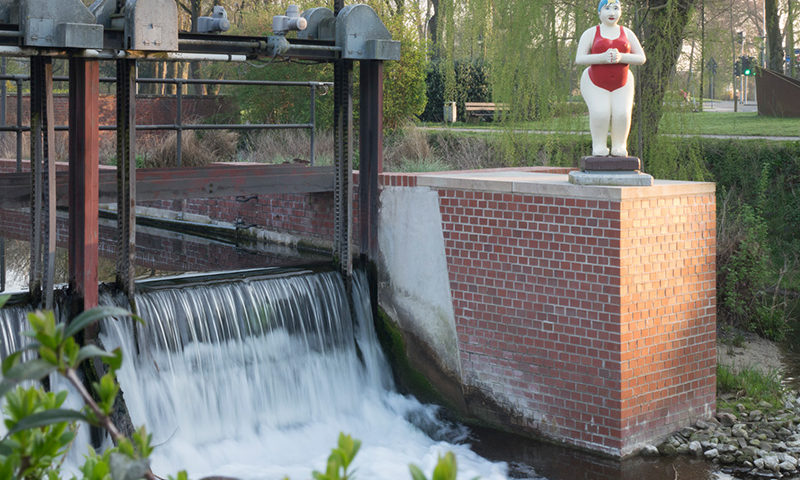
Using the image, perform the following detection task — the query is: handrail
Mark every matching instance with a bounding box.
[0,74,333,168]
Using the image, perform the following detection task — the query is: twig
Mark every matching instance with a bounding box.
[63,368,123,443]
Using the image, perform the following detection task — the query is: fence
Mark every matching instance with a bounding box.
[0,74,333,169]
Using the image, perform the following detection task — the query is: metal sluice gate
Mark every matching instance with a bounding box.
[0,0,398,310]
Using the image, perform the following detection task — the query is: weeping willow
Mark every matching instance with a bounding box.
[436,0,704,174]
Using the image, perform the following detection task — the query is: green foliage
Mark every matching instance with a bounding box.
[409,452,458,480]
[0,305,170,480]
[422,59,491,123]
[378,14,429,130]
[717,364,785,413]
[1,387,76,480]
[312,433,361,480]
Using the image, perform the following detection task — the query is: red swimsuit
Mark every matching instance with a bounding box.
[588,25,631,92]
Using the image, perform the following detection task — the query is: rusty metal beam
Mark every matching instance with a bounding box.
[0,165,335,208]
[29,57,43,304]
[68,58,100,311]
[116,58,136,300]
[333,59,353,281]
[358,61,383,263]
[42,58,56,309]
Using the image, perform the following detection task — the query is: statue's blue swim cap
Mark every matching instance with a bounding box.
[598,0,619,13]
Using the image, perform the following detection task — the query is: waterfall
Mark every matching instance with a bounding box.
[99,269,509,480]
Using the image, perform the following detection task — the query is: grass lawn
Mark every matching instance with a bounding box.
[426,111,800,138]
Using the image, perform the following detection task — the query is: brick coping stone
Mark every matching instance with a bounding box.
[416,170,714,199]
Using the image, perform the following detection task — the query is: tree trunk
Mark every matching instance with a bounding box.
[785,0,796,77]
[631,0,697,159]
[429,0,439,52]
[765,0,783,71]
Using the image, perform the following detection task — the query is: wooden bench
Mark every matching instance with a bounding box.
[464,102,508,120]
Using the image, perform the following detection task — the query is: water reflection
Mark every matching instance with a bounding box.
[0,221,329,294]
[468,425,731,480]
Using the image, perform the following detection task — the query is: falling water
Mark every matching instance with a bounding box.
[100,269,511,480]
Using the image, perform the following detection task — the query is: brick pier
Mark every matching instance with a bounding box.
[405,169,717,456]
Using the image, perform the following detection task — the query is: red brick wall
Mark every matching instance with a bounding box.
[433,185,716,456]
[619,195,717,448]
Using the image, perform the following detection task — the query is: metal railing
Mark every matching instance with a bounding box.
[0,74,332,169]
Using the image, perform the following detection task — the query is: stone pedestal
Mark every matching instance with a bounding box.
[570,156,654,186]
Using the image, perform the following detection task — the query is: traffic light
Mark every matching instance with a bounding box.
[741,56,753,76]
[734,59,741,76]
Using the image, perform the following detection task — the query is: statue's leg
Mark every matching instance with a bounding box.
[580,70,610,156]
[610,72,635,157]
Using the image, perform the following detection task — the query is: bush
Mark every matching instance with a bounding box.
[419,59,491,123]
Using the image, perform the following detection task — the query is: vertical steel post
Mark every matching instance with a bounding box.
[15,77,22,172]
[42,59,56,309]
[116,59,136,301]
[310,83,316,166]
[176,78,183,166]
[1,238,5,293]
[29,58,44,305]
[358,61,383,263]
[333,59,353,283]
[69,58,100,311]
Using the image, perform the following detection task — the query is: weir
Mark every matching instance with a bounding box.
[94,268,508,479]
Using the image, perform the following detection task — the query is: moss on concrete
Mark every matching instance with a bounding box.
[373,306,466,416]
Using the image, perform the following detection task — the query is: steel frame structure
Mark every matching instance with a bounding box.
[0,1,389,312]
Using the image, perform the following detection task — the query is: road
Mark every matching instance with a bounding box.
[702,100,758,113]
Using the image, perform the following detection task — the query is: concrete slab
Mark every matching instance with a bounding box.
[416,169,715,201]
[568,170,654,186]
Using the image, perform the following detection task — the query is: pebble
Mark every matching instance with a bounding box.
[689,440,703,456]
[644,388,800,479]
[705,448,720,459]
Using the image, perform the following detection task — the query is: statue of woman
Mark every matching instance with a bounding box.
[575,0,646,157]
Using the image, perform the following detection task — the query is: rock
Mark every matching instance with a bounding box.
[679,426,697,438]
[751,439,763,447]
[718,412,738,427]
[696,419,713,430]
[733,425,750,438]
[639,445,659,457]
[658,443,678,456]
[688,441,703,456]
[705,448,720,459]
[751,410,764,421]
[755,458,766,469]
[779,460,797,472]
[777,453,798,466]
[760,400,775,409]
[778,428,793,439]
[720,453,737,464]
[764,455,781,472]
[737,403,747,413]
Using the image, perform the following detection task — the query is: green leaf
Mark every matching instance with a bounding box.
[0,439,13,456]
[431,452,457,480]
[409,464,428,480]
[3,408,87,437]
[2,358,56,382]
[76,345,116,365]
[64,307,138,338]
[1,351,21,375]
[103,348,124,371]
[38,345,59,365]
